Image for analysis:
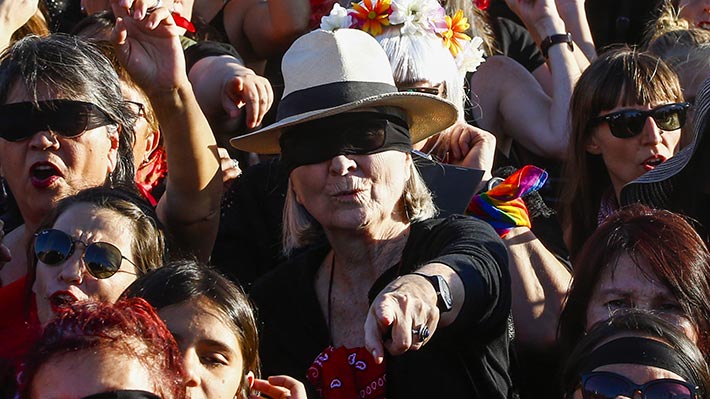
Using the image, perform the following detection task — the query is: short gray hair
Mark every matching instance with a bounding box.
[282,160,437,255]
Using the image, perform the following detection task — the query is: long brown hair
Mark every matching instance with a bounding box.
[560,47,683,258]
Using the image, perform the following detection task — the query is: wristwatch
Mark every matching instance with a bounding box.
[410,272,454,312]
[540,32,574,58]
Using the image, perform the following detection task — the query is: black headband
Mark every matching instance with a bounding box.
[279,112,412,173]
[580,337,698,385]
[82,390,162,399]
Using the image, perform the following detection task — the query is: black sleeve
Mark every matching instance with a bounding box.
[183,40,244,74]
[491,17,546,73]
[402,216,511,339]
[210,159,289,290]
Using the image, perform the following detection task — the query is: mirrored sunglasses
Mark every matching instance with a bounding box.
[0,99,115,142]
[580,371,699,399]
[593,102,690,139]
[34,228,136,279]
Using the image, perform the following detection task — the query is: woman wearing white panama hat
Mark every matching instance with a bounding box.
[235,28,512,398]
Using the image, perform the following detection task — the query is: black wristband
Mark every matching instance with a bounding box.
[540,33,573,58]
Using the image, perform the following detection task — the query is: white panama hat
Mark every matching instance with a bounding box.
[230,28,459,154]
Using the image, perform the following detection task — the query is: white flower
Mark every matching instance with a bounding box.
[320,3,354,31]
[455,36,486,73]
[390,0,445,35]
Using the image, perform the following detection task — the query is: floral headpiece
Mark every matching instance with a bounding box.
[320,0,485,73]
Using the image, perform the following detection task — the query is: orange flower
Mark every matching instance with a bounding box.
[351,0,391,36]
[441,10,471,57]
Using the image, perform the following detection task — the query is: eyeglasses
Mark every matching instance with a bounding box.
[399,83,447,98]
[34,228,137,279]
[593,102,690,139]
[126,100,146,118]
[579,371,699,399]
[0,99,115,142]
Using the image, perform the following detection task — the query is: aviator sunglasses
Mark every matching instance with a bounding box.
[34,228,136,279]
[0,99,115,142]
[578,371,700,399]
[592,102,690,139]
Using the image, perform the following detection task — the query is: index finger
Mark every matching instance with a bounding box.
[364,296,396,364]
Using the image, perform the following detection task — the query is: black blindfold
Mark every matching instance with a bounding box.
[279,112,412,173]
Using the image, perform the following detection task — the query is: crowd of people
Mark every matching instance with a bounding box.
[0,0,709,398]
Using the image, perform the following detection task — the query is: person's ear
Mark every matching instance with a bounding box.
[143,129,160,163]
[585,135,602,155]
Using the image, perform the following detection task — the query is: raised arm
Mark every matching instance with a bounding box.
[111,7,222,261]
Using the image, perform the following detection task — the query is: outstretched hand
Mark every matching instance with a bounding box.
[364,274,439,364]
[111,4,188,95]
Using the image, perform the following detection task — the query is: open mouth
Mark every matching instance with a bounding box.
[642,155,666,170]
[49,291,78,313]
[30,162,61,188]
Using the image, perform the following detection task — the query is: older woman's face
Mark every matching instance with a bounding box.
[159,297,245,399]
[290,150,411,233]
[586,102,682,199]
[678,0,710,29]
[586,252,699,344]
[33,203,137,325]
[31,349,157,398]
[0,84,119,224]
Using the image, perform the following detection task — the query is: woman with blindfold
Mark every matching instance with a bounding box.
[560,47,687,258]
[18,297,186,399]
[231,29,512,398]
[561,311,710,399]
[559,204,710,363]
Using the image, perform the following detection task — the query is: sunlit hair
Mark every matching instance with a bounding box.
[376,27,466,118]
[560,47,684,258]
[440,0,497,56]
[30,186,167,280]
[560,310,710,398]
[558,204,710,358]
[18,297,186,399]
[123,260,260,399]
[0,34,136,184]
[282,160,436,255]
[10,9,50,45]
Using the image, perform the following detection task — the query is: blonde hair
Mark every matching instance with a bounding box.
[282,161,437,255]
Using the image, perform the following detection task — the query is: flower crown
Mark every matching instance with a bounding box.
[320,0,485,73]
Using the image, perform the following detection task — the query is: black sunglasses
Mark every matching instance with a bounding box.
[0,99,115,142]
[579,371,699,399]
[34,228,137,279]
[593,102,690,139]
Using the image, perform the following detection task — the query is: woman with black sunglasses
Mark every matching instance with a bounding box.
[560,46,687,258]
[561,311,710,399]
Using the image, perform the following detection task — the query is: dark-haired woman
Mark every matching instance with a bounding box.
[124,260,307,399]
[560,47,686,258]
[558,204,710,358]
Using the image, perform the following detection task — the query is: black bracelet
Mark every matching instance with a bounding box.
[540,33,573,58]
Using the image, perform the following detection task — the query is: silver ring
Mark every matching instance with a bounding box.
[231,158,239,170]
[412,324,430,342]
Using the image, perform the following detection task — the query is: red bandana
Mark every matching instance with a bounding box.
[307,346,387,399]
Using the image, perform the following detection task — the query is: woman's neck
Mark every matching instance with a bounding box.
[326,220,410,282]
